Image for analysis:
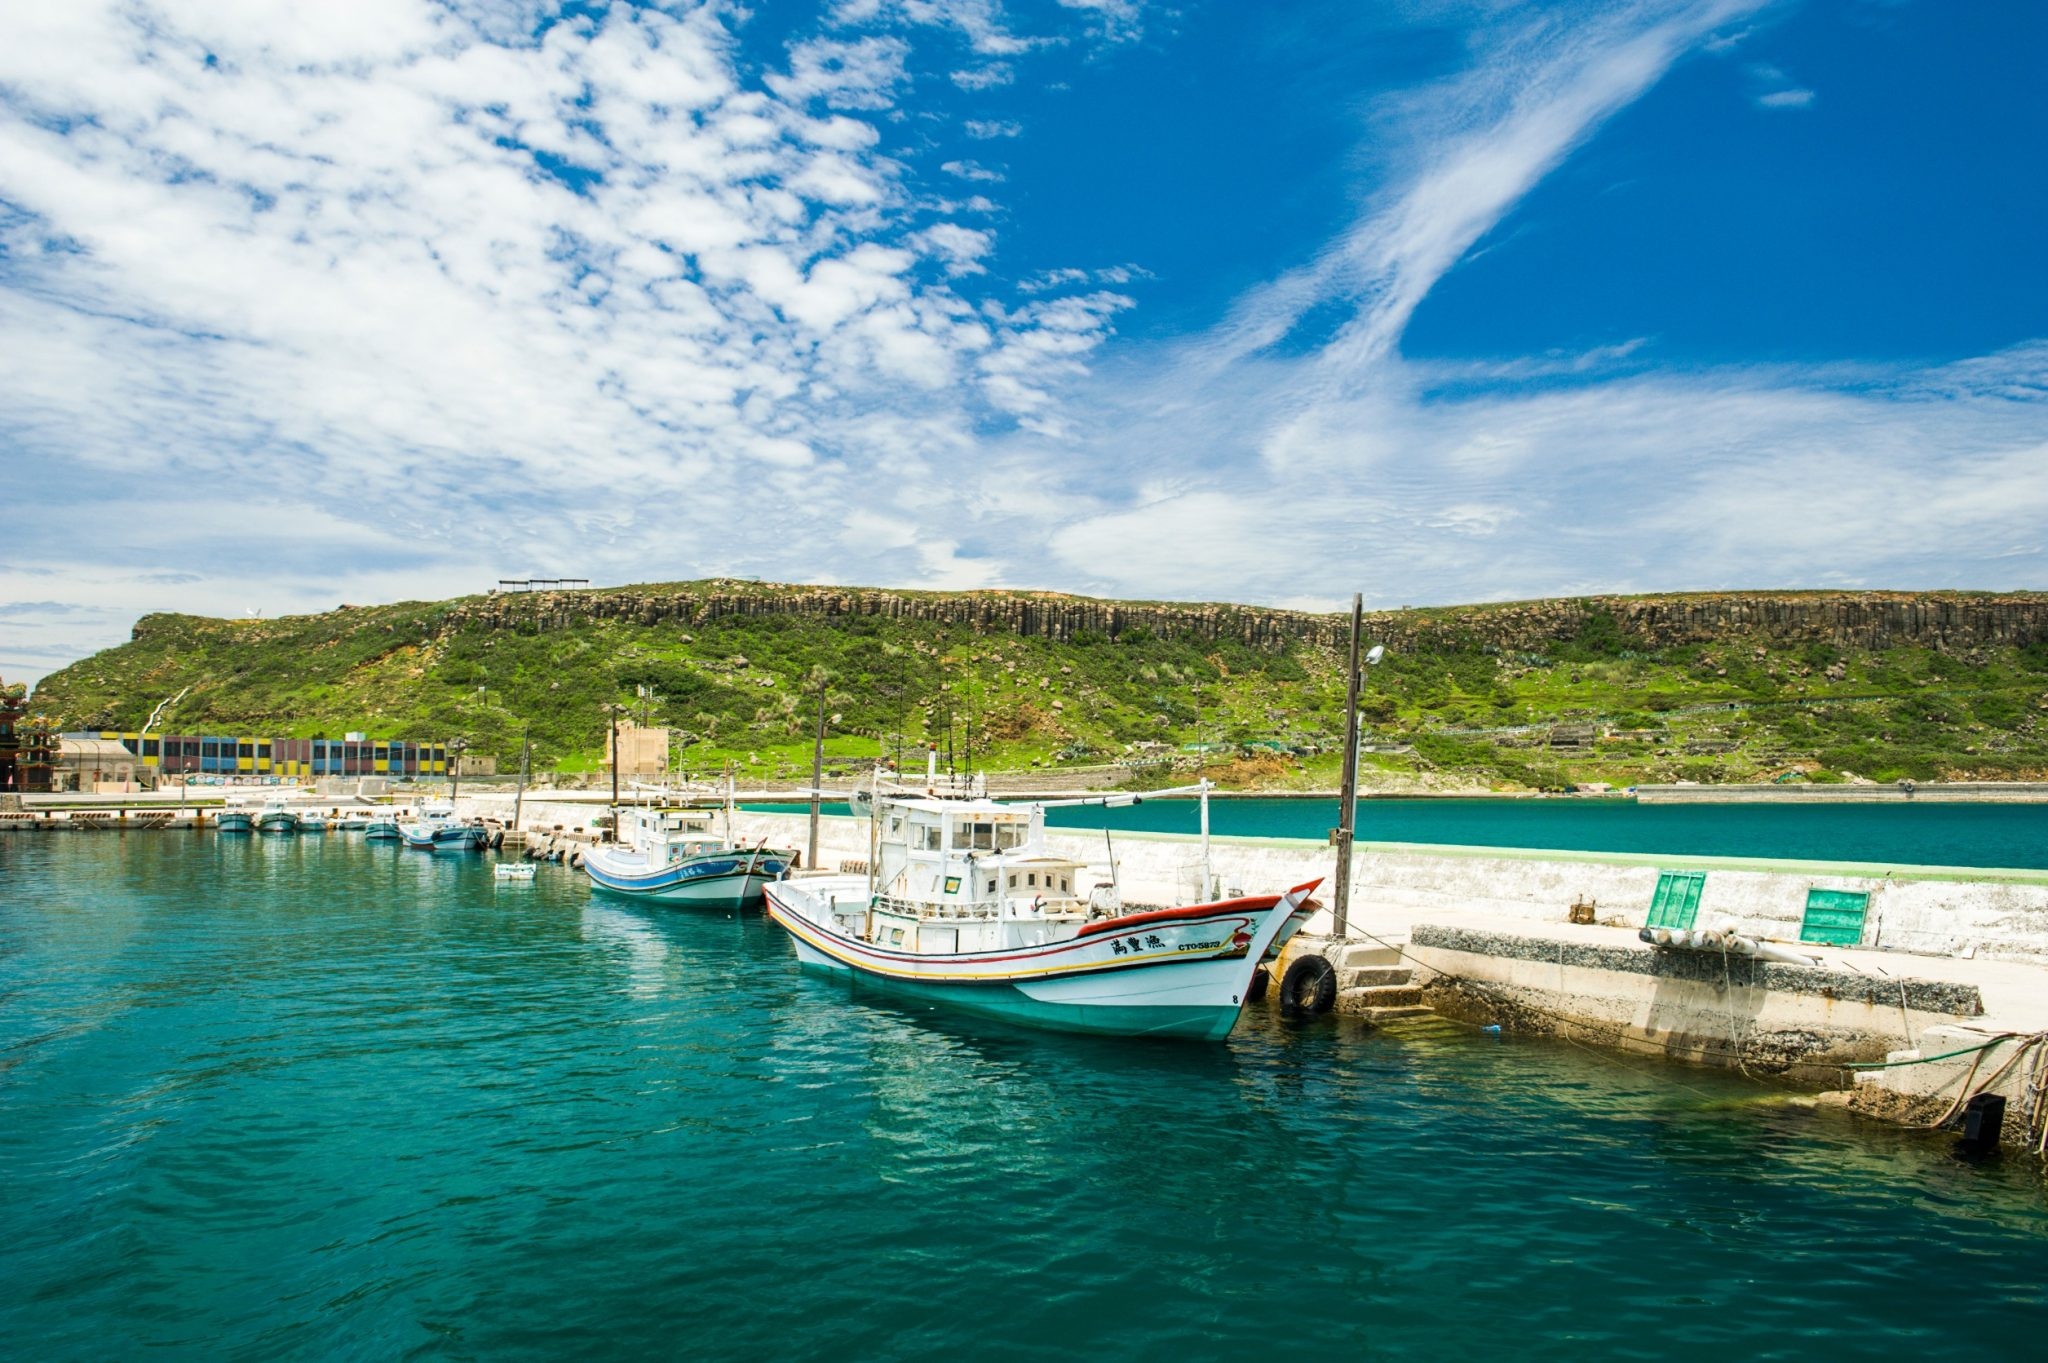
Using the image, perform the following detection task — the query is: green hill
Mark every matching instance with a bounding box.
[28,581,2048,790]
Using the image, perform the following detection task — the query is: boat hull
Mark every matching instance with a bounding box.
[765,880,1319,1041]
[255,813,299,834]
[582,846,793,909]
[216,812,254,834]
[364,821,401,841]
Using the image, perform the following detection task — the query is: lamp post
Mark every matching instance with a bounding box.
[1330,593,1387,939]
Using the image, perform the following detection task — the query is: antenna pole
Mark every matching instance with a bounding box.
[808,679,827,871]
[1332,592,1363,938]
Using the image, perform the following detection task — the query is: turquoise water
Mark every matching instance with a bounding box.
[4,834,2045,1361]
[754,797,2048,869]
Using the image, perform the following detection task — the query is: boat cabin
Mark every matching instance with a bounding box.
[617,805,726,864]
[864,795,1091,953]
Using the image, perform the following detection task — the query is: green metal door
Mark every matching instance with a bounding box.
[1646,871,1706,930]
[1800,889,1870,946]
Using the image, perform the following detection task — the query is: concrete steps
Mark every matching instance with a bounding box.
[1328,937,1433,1022]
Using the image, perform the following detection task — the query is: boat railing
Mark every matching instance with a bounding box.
[873,893,1088,922]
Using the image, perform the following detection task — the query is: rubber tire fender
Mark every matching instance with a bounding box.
[1279,955,1338,1015]
[1244,965,1271,1005]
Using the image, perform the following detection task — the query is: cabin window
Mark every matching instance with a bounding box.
[994,824,1025,850]
[1027,872,1037,887]
[889,928,904,945]
[985,879,996,894]
[916,824,941,851]
[1058,876,1069,893]
[1007,874,1017,889]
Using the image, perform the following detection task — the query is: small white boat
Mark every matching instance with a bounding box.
[581,804,794,909]
[763,782,1319,1040]
[297,811,329,834]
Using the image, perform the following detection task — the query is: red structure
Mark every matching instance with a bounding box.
[0,677,56,794]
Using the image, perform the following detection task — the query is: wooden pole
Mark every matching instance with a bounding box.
[1332,592,1363,938]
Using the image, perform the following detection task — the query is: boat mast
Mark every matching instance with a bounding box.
[512,730,530,836]
[1199,777,1213,901]
[1332,592,1363,938]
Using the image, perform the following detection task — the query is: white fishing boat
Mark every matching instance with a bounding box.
[216,793,257,834]
[581,803,794,909]
[297,811,329,834]
[254,795,299,835]
[762,781,1320,1040]
[398,799,488,851]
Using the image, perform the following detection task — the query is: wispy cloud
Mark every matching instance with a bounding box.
[1756,86,1816,108]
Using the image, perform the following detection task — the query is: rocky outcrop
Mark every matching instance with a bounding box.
[427,584,2048,654]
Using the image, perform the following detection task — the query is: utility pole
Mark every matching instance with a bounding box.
[808,677,828,871]
[1332,594,1364,939]
[603,703,626,842]
[1331,597,1386,939]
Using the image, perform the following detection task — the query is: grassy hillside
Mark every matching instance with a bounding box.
[30,583,2048,790]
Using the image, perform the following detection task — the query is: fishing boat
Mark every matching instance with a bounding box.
[254,796,299,835]
[216,794,256,834]
[581,804,795,908]
[398,800,489,851]
[364,815,402,841]
[298,811,329,834]
[761,782,1320,1040]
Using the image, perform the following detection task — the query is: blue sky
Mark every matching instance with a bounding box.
[2,0,2044,684]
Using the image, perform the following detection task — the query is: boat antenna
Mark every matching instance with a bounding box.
[808,674,828,873]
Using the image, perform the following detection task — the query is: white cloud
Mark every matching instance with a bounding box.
[940,158,1006,182]
[1756,86,1816,108]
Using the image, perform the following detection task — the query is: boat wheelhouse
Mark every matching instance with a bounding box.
[763,785,1319,1040]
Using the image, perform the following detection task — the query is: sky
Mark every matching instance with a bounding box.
[2,0,2044,685]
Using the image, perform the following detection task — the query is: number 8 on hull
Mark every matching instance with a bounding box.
[762,787,1320,1040]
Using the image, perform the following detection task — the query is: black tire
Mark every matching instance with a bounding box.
[1279,956,1338,1015]
[1245,965,1271,1004]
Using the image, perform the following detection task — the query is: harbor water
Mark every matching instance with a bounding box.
[756,797,2048,869]
[3,834,2044,1360]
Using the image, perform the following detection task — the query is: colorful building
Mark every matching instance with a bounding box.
[67,732,449,779]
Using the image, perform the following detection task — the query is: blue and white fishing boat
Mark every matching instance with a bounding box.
[216,793,256,834]
[364,815,402,841]
[398,800,488,851]
[763,782,1318,1040]
[582,804,794,909]
[254,795,299,835]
